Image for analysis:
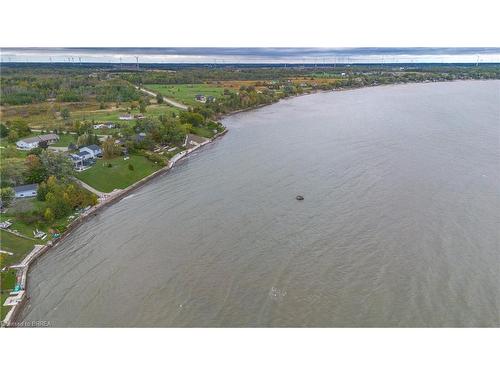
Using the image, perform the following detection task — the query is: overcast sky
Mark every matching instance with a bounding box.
[2,47,500,64]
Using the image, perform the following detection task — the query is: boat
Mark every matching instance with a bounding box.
[296,195,304,201]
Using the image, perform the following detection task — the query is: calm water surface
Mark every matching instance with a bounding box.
[20,81,500,327]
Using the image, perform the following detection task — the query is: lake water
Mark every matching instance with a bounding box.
[20,81,500,327]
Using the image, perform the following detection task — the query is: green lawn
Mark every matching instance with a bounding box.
[191,127,216,138]
[1,269,17,321]
[1,198,73,241]
[51,133,77,147]
[0,268,17,320]
[0,230,37,267]
[1,291,12,321]
[77,155,162,193]
[145,84,227,106]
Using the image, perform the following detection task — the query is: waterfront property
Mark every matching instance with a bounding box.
[77,155,162,193]
[80,144,103,158]
[13,184,38,198]
[15,134,60,150]
[70,144,102,170]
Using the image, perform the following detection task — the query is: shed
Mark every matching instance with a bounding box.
[14,184,38,198]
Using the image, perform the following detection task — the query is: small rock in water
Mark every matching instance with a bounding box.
[296,195,304,201]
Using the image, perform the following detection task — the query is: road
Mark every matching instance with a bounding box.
[136,86,188,110]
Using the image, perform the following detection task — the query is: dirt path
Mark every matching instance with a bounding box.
[136,86,188,110]
[72,177,106,197]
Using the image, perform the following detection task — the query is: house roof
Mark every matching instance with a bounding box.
[14,184,38,193]
[83,144,102,152]
[77,151,91,157]
[18,134,59,144]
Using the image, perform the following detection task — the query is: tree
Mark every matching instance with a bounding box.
[128,163,134,171]
[156,94,164,104]
[102,138,120,159]
[0,123,9,138]
[44,207,55,223]
[45,191,71,219]
[7,120,31,138]
[179,111,204,127]
[61,108,71,121]
[37,181,48,201]
[39,150,74,180]
[25,154,47,183]
[0,187,15,207]
[139,100,147,113]
[7,130,19,143]
[76,132,98,147]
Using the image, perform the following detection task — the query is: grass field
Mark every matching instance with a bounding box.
[1,101,181,132]
[145,84,227,106]
[0,268,17,320]
[51,133,77,146]
[69,104,181,125]
[1,291,12,320]
[77,155,162,193]
[0,230,37,267]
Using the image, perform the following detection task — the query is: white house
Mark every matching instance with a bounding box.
[80,144,102,158]
[93,123,116,130]
[16,134,60,150]
[70,145,102,170]
[14,184,38,198]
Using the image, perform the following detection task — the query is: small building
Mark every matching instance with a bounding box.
[80,144,102,158]
[195,94,207,103]
[16,134,60,150]
[133,132,147,143]
[93,123,115,130]
[14,184,38,198]
[119,114,134,121]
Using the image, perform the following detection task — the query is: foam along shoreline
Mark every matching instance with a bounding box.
[1,129,228,327]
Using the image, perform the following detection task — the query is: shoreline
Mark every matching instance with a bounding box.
[2,128,228,327]
[217,78,492,121]
[3,77,495,327]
